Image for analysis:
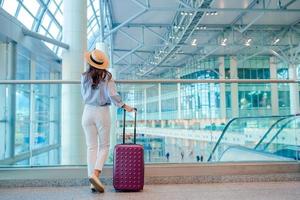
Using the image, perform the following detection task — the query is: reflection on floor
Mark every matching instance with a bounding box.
[0,181,299,200]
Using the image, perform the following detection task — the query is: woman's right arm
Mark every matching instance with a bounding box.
[107,79,134,112]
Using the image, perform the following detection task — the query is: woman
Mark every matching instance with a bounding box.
[81,49,134,193]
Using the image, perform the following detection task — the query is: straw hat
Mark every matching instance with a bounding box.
[85,49,109,69]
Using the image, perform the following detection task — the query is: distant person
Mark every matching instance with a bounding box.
[166,152,170,161]
[196,155,200,162]
[200,155,204,162]
[181,151,184,160]
[189,150,194,157]
[81,49,134,193]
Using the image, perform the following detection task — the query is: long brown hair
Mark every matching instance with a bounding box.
[84,65,112,89]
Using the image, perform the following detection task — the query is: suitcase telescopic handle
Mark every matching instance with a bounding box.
[122,108,137,144]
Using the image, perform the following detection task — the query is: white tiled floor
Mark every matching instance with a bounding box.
[0,182,300,200]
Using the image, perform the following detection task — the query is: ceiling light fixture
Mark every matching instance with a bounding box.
[245,38,252,46]
[191,39,197,46]
[273,38,280,44]
[206,11,218,16]
[221,38,227,46]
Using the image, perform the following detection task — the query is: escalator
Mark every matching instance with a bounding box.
[207,114,300,162]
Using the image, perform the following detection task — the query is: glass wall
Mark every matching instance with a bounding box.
[0,42,61,166]
[0,51,299,166]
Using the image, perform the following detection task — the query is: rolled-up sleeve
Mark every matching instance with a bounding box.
[107,79,125,108]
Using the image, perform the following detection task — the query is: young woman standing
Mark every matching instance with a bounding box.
[81,49,134,193]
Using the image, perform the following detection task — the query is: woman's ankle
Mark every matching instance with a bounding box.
[93,169,101,177]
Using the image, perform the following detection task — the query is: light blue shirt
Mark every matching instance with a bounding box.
[80,74,124,108]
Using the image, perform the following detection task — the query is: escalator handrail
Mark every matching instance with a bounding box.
[254,116,296,150]
[262,116,300,151]
[207,114,297,162]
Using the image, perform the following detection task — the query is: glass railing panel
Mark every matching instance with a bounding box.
[208,116,286,162]
[263,116,300,160]
[0,83,61,167]
[0,80,299,167]
[255,115,298,151]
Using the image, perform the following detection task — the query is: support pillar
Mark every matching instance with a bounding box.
[230,57,239,117]
[289,64,300,114]
[6,42,16,159]
[29,56,36,165]
[144,88,147,126]
[270,57,279,115]
[219,57,226,119]
[158,83,162,121]
[177,83,181,119]
[61,0,87,165]
[0,43,7,159]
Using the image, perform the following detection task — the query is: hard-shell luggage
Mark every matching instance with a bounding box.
[113,109,144,191]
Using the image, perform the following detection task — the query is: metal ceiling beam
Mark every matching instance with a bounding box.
[114,48,198,56]
[98,0,105,42]
[282,0,297,9]
[168,0,260,73]
[89,0,101,38]
[147,7,300,13]
[113,23,170,28]
[34,0,51,32]
[133,52,147,62]
[131,0,148,9]
[115,63,178,68]
[178,0,193,9]
[114,44,142,64]
[104,8,147,39]
[142,0,214,77]
[22,28,69,49]
[37,0,62,30]
[119,29,142,45]
[114,52,131,65]
[112,23,293,29]
[144,26,170,44]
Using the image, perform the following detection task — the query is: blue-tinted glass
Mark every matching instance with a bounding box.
[244,69,250,79]
[257,69,264,79]
[251,69,257,79]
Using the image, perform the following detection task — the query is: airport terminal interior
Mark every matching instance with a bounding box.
[0,0,300,199]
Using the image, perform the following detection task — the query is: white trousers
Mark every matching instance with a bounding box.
[82,105,111,177]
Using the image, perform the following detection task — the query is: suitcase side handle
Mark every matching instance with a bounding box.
[123,108,137,144]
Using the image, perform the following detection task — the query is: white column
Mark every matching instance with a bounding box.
[270,57,279,115]
[29,57,36,165]
[144,88,147,125]
[158,83,162,120]
[61,0,87,165]
[6,42,16,158]
[0,43,7,158]
[177,83,181,119]
[219,57,226,119]
[230,57,239,117]
[289,64,300,114]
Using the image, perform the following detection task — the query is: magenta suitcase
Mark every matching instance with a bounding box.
[113,109,144,191]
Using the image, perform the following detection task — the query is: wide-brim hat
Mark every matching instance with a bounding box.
[85,49,109,69]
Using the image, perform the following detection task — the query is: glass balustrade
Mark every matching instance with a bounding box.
[0,81,299,167]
